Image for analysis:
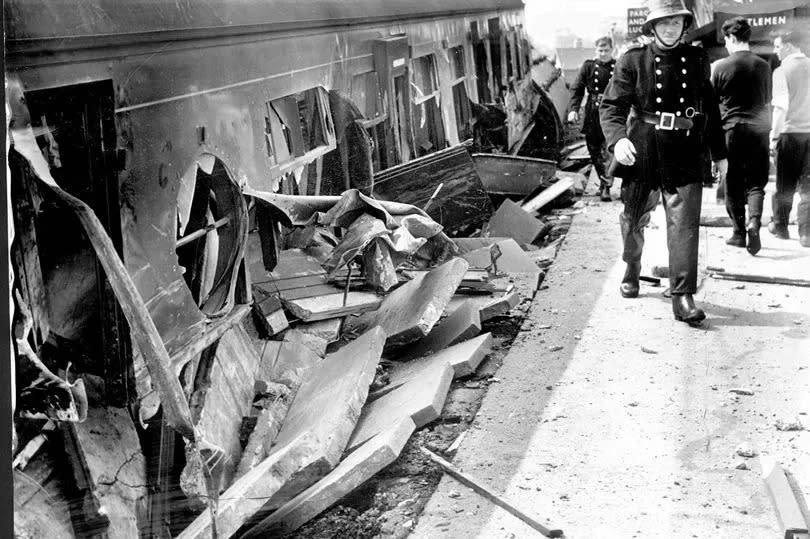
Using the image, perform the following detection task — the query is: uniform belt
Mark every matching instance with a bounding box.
[632,108,694,131]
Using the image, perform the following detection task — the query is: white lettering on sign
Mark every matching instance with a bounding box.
[747,15,787,27]
[393,58,405,68]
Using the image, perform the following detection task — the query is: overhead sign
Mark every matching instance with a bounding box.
[627,7,650,39]
[715,8,795,42]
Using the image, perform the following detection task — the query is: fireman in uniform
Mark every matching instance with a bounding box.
[569,36,617,201]
[600,0,728,325]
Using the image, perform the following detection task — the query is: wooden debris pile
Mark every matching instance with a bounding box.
[12,129,573,537]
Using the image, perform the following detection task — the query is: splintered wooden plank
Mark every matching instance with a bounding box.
[186,323,262,491]
[62,407,147,538]
[480,291,521,320]
[177,432,320,539]
[346,362,453,453]
[344,258,469,349]
[294,318,342,345]
[375,333,494,400]
[256,339,323,387]
[485,199,549,245]
[521,176,575,213]
[462,239,540,275]
[760,456,810,537]
[248,327,386,516]
[283,291,381,322]
[243,417,417,537]
[411,299,482,356]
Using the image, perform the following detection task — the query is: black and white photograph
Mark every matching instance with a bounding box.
[4,0,810,537]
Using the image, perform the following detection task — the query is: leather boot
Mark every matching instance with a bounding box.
[620,262,641,298]
[599,180,612,202]
[672,294,705,324]
[725,231,746,248]
[746,217,761,255]
[768,220,789,239]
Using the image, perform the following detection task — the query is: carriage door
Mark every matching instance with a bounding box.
[24,81,132,406]
[374,36,412,164]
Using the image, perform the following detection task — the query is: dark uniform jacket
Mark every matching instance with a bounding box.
[569,58,616,136]
[600,42,727,191]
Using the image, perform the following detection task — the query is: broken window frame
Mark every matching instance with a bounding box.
[409,53,446,157]
[448,45,474,142]
[263,87,337,181]
[351,71,393,172]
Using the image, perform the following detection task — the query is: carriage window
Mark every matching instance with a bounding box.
[351,72,392,171]
[351,72,385,119]
[264,87,336,173]
[410,54,446,157]
[488,18,503,98]
[449,46,473,141]
[473,40,491,103]
[505,33,515,82]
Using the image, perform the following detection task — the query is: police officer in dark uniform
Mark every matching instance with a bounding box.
[600,0,728,325]
[569,36,616,201]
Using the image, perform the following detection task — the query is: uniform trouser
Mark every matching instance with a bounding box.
[725,123,768,233]
[620,181,702,294]
[774,133,810,238]
[585,126,612,185]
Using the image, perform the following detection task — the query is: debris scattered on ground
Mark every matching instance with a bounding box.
[736,443,758,458]
[641,346,658,354]
[775,418,804,432]
[729,388,755,396]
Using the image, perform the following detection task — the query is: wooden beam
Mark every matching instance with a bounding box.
[420,447,564,538]
[711,271,810,288]
[521,177,574,214]
[760,456,810,538]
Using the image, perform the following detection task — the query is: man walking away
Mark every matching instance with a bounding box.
[711,17,771,255]
[600,0,727,325]
[568,36,616,202]
[769,30,810,247]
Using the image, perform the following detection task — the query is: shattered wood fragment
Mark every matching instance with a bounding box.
[472,153,556,197]
[374,333,493,400]
[462,239,541,275]
[485,199,550,245]
[445,291,519,322]
[170,304,251,372]
[246,417,417,537]
[177,432,321,539]
[282,329,330,357]
[183,323,262,494]
[62,407,148,538]
[13,420,56,470]
[235,387,295,480]
[372,144,494,235]
[411,299,482,356]
[521,177,575,214]
[346,362,453,453]
[248,327,386,516]
[293,318,342,346]
[363,238,399,292]
[344,258,469,349]
[252,288,289,336]
[283,290,381,322]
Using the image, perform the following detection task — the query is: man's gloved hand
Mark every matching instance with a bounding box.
[567,110,579,123]
[711,158,728,180]
[614,137,636,166]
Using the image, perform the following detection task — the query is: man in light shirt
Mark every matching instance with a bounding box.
[769,30,810,247]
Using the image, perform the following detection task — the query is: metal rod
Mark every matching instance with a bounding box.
[423,182,444,212]
[176,216,231,248]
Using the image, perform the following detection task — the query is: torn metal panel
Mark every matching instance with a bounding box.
[8,89,196,439]
[322,213,388,275]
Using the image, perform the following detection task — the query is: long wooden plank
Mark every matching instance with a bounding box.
[244,417,417,537]
[11,123,196,439]
[177,432,320,539]
[420,447,564,538]
[346,362,453,453]
[344,258,469,349]
[521,177,575,214]
[283,291,382,322]
[243,327,386,520]
[760,456,810,537]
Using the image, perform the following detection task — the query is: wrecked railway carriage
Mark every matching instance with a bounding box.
[7,0,566,536]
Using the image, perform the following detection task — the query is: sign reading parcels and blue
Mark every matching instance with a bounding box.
[627,7,650,38]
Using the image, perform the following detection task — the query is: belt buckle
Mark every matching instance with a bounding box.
[658,112,675,130]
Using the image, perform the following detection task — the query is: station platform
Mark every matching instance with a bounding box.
[412,180,810,538]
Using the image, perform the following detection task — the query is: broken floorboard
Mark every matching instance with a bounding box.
[522,176,575,214]
[344,258,469,350]
[243,417,417,537]
[177,432,320,539]
[236,327,386,530]
[346,362,454,453]
[373,333,494,400]
[485,199,551,246]
[409,299,482,357]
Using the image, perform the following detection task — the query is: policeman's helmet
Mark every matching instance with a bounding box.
[641,0,694,36]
